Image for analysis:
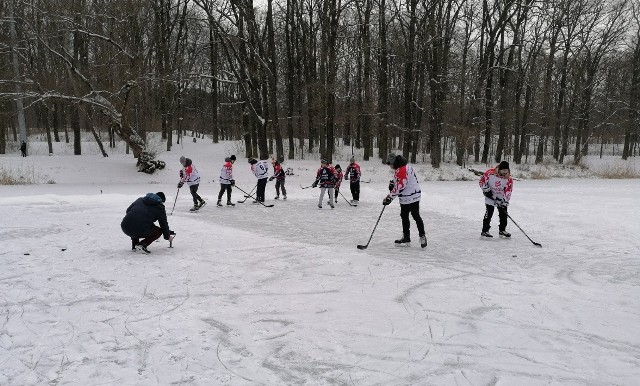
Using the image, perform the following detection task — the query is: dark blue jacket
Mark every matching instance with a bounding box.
[120,193,171,239]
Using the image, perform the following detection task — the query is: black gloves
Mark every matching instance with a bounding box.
[388,179,395,192]
[382,196,393,206]
[179,170,184,178]
[269,176,274,181]
[311,181,318,188]
[230,179,235,186]
[164,230,176,240]
[177,182,184,188]
[483,189,493,199]
[495,198,508,209]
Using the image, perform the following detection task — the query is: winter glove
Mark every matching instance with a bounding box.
[483,189,493,199]
[177,181,184,188]
[388,179,395,192]
[494,198,508,208]
[230,179,235,186]
[269,176,274,181]
[179,170,184,178]
[382,196,393,206]
[311,181,318,188]
[344,175,349,181]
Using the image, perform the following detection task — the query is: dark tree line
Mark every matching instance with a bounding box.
[1,0,638,170]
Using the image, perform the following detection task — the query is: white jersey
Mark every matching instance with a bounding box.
[389,164,421,205]
[219,161,233,184]
[252,160,269,179]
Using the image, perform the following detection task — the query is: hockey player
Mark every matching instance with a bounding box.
[382,154,427,248]
[217,155,236,207]
[311,159,338,209]
[269,158,287,199]
[178,156,205,212]
[120,192,175,253]
[345,157,361,203]
[332,164,344,204]
[479,160,513,238]
[249,156,269,203]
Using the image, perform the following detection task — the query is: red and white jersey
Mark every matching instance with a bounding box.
[252,160,269,179]
[219,161,233,184]
[180,159,201,186]
[345,163,361,182]
[479,166,513,205]
[389,164,421,204]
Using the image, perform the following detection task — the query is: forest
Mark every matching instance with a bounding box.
[1,0,639,172]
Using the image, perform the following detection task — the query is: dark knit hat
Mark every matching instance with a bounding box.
[498,161,510,171]
[179,156,186,165]
[156,192,166,203]
[248,158,258,165]
[335,164,341,170]
[224,157,230,162]
[321,158,328,164]
[230,154,237,161]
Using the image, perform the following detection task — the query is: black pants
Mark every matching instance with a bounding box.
[482,204,508,232]
[350,181,360,201]
[275,180,286,197]
[400,201,425,238]
[334,187,340,201]
[189,184,203,205]
[256,178,268,202]
[217,184,232,202]
[131,225,163,248]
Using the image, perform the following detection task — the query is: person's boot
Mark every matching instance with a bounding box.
[481,231,493,238]
[395,235,411,244]
[216,200,223,207]
[226,200,235,207]
[419,235,428,248]
[499,230,511,237]
[198,200,206,209]
[135,243,151,254]
[283,195,287,200]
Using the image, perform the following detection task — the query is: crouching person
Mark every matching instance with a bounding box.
[121,192,175,253]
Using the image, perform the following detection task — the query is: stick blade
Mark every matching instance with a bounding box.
[264,204,275,208]
[356,245,368,250]
[534,242,542,247]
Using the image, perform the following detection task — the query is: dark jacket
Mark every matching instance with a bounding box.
[121,193,171,239]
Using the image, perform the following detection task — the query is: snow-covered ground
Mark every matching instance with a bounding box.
[1,137,639,385]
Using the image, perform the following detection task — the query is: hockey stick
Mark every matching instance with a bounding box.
[357,205,386,250]
[338,190,357,206]
[237,185,257,203]
[300,184,315,189]
[169,188,180,215]
[234,185,274,208]
[506,213,542,247]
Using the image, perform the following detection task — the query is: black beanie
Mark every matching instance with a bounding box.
[498,161,510,170]
[230,154,237,161]
[156,192,166,203]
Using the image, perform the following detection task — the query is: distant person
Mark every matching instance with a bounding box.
[311,159,338,209]
[332,164,344,204]
[383,154,427,248]
[249,156,269,203]
[20,141,27,157]
[345,156,361,203]
[479,161,513,238]
[178,155,205,212]
[120,192,175,253]
[217,155,236,207]
[269,158,287,200]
